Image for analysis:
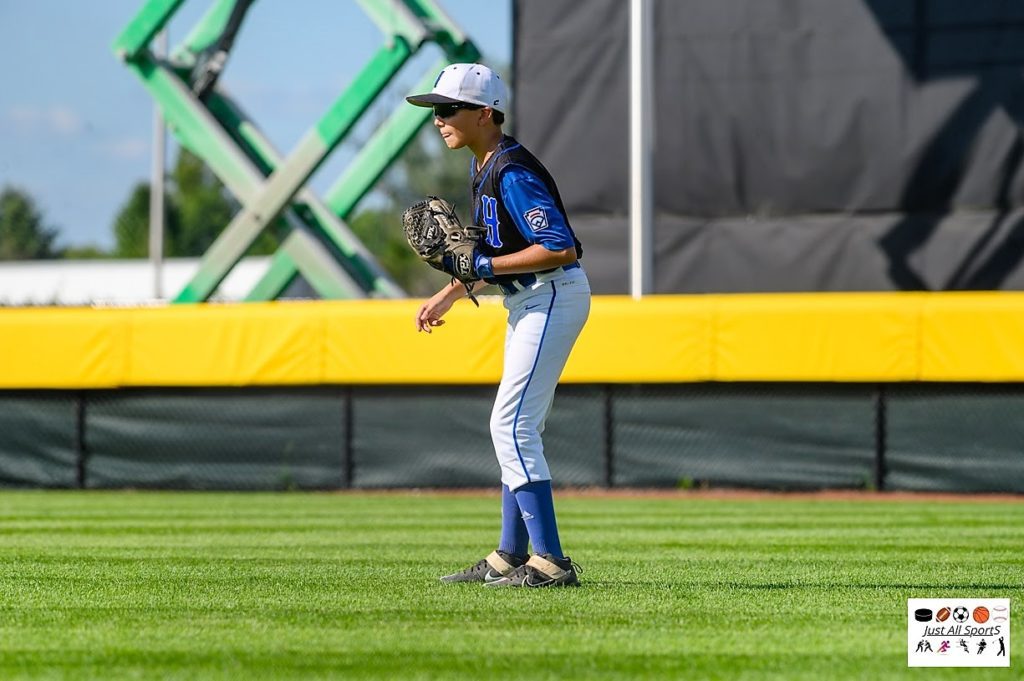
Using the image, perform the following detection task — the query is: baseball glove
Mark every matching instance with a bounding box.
[402,196,486,302]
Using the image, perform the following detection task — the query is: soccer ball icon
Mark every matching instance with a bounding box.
[952,606,969,623]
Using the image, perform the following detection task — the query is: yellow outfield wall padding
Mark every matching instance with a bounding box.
[565,296,713,382]
[0,308,129,388]
[323,299,506,384]
[4,292,1024,387]
[128,303,324,386]
[713,294,923,381]
[920,293,1024,381]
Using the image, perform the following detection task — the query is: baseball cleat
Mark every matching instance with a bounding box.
[439,550,527,583]
[484,553,581,588]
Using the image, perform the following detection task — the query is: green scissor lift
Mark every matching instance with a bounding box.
[113,0,481,302]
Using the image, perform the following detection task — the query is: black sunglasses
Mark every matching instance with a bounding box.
[432,102,484,119]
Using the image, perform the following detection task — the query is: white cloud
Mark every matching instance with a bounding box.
[105,137,149,160]
[7,104,37,128]
[48,106,83,135]
[6,104,84,136]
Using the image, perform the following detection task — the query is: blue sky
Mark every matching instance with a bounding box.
[0,0,511,249]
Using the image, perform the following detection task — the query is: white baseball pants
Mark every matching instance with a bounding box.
[490,267,591,491]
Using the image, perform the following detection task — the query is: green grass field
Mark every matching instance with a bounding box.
[0,491,1020,680]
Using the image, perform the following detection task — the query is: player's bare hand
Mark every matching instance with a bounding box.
[415,289,455,333]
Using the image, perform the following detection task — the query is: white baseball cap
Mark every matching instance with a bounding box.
[406,63,507,114]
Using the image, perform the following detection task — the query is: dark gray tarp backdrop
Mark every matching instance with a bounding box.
[513,0,1024,293]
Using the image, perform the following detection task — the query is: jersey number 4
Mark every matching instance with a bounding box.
[481,195,503,248]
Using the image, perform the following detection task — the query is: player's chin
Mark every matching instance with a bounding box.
[441,133,464,149]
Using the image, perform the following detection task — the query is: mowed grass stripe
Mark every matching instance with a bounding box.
[0,492,1020,680]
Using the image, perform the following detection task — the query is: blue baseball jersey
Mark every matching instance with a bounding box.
[471,136,582,287]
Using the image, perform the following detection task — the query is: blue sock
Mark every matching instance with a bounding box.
[514,480,564,558]
[498,484,529,556]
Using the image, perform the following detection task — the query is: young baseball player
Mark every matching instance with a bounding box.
[407,64,589,587]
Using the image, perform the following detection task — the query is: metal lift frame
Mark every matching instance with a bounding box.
[113,0,480,301]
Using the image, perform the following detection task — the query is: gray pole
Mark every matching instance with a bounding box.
[629,0,654,299]
[149,30,168,300]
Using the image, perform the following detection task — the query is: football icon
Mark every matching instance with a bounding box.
[973,606,989,623]
[952,606,969,623]
[936,607,951,622]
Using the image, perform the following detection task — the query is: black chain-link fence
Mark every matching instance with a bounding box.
[0,392,80,488]
[885,384,1024,492]
[84,388,347,490]
[612,384,880,489]
[1,384,1023,492]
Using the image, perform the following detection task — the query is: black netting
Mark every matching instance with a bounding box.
[351,386,496,487]
[0,391,79,488]
[612,384,878,489]
[540,385,607,487]
[886,384,1024,493]
[350,385,606,488]
[2,383,1024,492]
[85,388,346,490]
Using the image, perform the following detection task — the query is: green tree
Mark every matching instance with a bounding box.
[171,148,236,255]
[111,147,279,259]
[0,186,59,260]
[112,182,180,258]
[61,244,110,259]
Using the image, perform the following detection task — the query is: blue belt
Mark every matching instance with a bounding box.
[497,262,580,296]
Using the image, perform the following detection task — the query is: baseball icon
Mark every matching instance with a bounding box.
[936,607,951,622]
[952,606,969,623]
[973,606,990,623]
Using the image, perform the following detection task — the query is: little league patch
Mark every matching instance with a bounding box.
[908,598,1010,667]
[524,206,548,231]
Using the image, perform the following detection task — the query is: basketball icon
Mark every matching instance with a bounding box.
[973,606,990,623]
[936,607,951,622]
